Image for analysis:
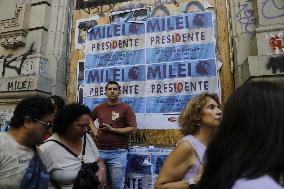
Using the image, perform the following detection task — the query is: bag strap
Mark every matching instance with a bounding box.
[44,135,87,189]
[45,139,79,158]
[81,134,87,164]
[82,133,86,156]
[45,134,87,163]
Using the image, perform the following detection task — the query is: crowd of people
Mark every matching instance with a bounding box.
[0,79,284,189]
[0,81,136,189]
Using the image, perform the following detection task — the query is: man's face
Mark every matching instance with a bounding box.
[154,9,168,17]
[27,113,55,145]
[105,84,120,102]
[81,30,87,42]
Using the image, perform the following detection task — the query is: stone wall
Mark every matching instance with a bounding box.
[0,0,71,125]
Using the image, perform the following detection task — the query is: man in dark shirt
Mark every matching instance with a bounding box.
[93,81,137,189]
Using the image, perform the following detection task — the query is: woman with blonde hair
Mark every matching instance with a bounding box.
[155,93,222,189]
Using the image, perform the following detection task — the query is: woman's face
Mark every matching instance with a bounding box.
[67,114,90,139]
[154,9,168,17]
[200,97,222,128]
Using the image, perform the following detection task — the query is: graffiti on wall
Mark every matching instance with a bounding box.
[261,0,284,19]
[76,0,118,10]
[0,77,36,92]
[0,43,35,77]
[234,0,256,34]
[81,5,114,15]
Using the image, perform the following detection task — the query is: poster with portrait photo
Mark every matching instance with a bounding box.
[76,60,84,104]
[150,0,212,17]
[75,16,99,49]
[109,8,150,23]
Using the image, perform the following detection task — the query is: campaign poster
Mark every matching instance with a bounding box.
[83,12,220,129]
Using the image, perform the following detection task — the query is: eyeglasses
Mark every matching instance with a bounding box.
[77,124,88,129]
[35,119,54,130]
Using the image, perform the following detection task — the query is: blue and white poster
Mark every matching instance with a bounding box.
[83,12,220,129]
[125,148,171,189]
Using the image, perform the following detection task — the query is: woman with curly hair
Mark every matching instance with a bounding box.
[40,103,106,189]
[155,93,222,189]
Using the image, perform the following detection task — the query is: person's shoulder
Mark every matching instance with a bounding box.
[175,138,196,155]
[0,132,11,143]
[0,131,7,138]
[166,138,196,165]
[39,134,60,151]
[94,102,107,110]
[119,102,133,110]
[232,175,283,189]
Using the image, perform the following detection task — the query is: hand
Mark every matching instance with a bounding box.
[96,168,106,188]
[99,123,113,132]
[193,165,204,184]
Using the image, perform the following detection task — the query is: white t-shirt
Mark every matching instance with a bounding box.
[40,133,99,189]
[0,132,34,189]
[232,175,284,189]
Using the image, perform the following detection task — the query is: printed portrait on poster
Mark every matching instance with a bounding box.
[110,8,150,23]
[75,16,99,49]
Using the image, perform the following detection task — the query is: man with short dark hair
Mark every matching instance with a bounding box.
[93,81,137,189]
[0,96,55,189]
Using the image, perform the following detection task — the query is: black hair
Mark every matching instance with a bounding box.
[184,1,205,13]
[49,95,65,110]
[198,81,284,189]
[78,20,97,31]
[151,5,170,17]
[105,81,121,91]
[10,96,55,128]
[52,103,91,135]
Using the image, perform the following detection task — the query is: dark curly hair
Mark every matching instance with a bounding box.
[151,5,170,17]
[78,20,97,31]
[10,96,55,128]
[49,95,65,111]
[52,103,91,135]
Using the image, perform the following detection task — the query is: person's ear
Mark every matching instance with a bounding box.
[23,116,34,129]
